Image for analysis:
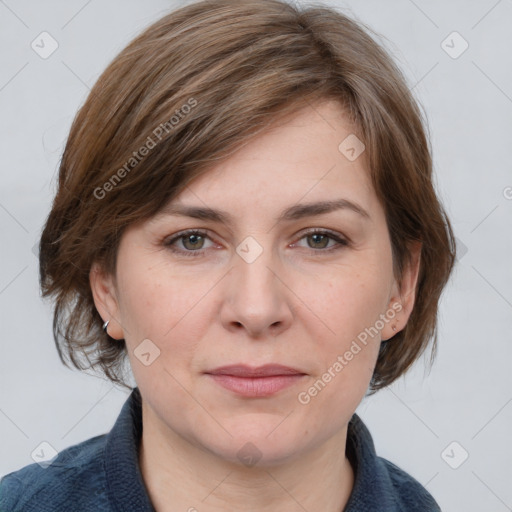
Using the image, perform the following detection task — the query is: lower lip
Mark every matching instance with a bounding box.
[207,374,306,397]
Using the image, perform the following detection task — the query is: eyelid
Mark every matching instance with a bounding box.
[163,229,216,247]
[295,227,349,242]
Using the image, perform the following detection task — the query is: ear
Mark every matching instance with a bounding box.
[381,241,422,341]
[89,262,125,340]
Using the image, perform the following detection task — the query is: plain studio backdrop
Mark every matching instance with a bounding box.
[0,1,511,511]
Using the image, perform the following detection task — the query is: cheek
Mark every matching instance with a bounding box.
[117,270,203,395]
[298,260,391,343]
[291,257,390,404]
[302,354,377,431]
[295,275,384,421]
[116,261,217,356]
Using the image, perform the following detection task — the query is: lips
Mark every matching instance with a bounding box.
[205,364,306,397]
[206,364,305,377]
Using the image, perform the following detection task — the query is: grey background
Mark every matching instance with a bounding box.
[1,1,511,510]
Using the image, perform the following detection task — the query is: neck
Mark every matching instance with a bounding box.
[138,404,355,512]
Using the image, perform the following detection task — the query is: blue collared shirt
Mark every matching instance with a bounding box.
[0,388,441,511]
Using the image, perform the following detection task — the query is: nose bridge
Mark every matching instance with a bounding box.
[223,234,292,335]
[235,236,280,304]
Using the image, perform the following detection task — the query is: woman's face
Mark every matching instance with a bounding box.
[92,99,415,466]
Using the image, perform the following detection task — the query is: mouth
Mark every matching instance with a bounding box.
[204,364,307,398]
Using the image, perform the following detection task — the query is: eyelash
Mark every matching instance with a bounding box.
[163,228,349,258]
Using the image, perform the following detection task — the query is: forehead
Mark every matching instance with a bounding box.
[164,99,375,217]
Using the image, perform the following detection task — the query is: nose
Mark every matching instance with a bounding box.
[219,241,294,338]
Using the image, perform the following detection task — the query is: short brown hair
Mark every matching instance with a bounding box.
[39,0,456,393]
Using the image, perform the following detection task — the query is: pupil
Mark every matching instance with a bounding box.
[310,234,327,248]
[185,234,202,249]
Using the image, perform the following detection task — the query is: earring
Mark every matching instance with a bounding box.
[102,320,110,334]
[392,324,397,331]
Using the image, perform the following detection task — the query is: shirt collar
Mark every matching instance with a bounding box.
[344,411,398,510]
[104,387,155,511]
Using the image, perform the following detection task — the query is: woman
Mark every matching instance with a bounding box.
[0,0,455,510]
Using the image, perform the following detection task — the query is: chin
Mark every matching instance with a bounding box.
[198,418,307,468]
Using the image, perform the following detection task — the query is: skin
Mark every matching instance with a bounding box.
[90,98,421,512]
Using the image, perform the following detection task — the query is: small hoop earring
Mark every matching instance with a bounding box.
[102,320,110,333]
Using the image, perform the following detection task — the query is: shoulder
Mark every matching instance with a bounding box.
[378,456,441,511]
[0,434,110,512]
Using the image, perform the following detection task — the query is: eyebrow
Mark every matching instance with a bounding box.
[157,199,370,225]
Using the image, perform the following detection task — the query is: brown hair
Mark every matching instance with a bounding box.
[39,0,456,393]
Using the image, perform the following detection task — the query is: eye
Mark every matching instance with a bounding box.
[163,230,216,257]
[293,228,349,252]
